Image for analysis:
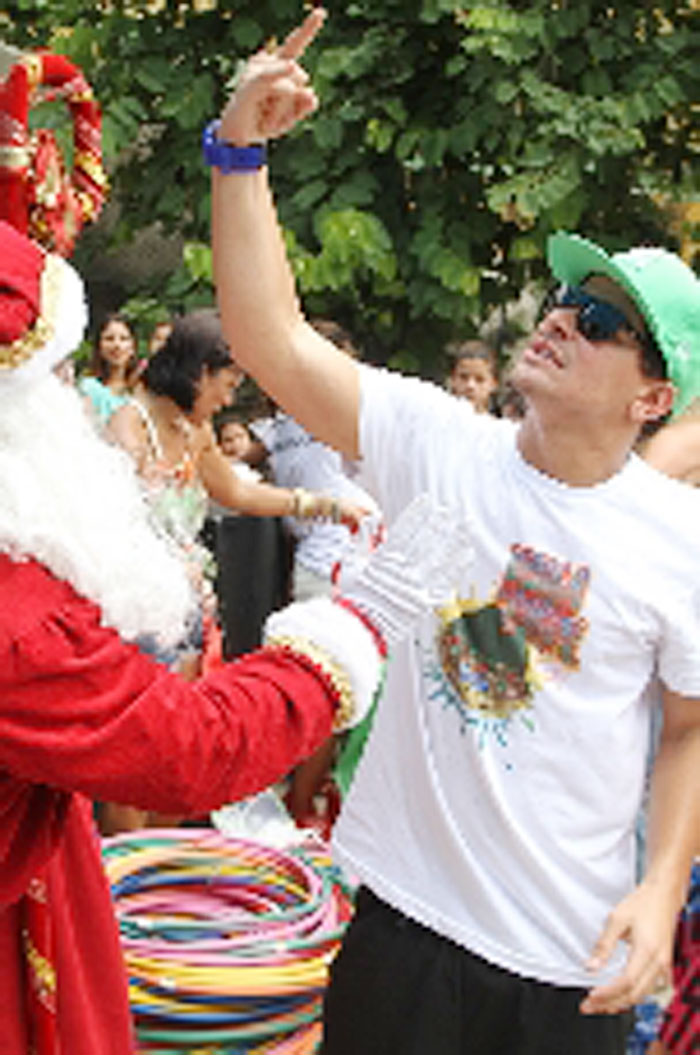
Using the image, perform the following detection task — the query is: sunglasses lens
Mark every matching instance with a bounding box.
[578,305,611,342]
[550,285,631,343]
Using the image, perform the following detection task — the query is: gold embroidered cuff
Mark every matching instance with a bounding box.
[265,633,356,730]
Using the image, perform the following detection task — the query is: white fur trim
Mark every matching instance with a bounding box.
[0,373,195,647]
[264,597,382,729]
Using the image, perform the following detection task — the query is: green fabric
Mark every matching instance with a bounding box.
[333,668,385,799]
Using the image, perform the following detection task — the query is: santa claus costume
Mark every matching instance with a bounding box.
[0,220,454,1055]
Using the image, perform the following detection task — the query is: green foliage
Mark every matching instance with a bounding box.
[4,0,698,372]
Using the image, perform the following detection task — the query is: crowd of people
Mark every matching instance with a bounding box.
[0,7,698,1055]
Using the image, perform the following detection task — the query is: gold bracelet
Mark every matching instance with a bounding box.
[316,494,340,522]
[291,489,343,523]
[291,488,318,519]
[314,494,330,520]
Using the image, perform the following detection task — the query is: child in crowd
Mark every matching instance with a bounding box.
[216,415,262,481]
[445,338,499,414]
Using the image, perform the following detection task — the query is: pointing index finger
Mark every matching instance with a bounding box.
[277,7,327,61]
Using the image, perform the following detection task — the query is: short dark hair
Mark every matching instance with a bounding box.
[637,334,667,383]
[446,339,496,372]
[638,333,671,439]
[144,309,233,412]
[214,409,251,444]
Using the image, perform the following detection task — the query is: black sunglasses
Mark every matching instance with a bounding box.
[543,285,640,344]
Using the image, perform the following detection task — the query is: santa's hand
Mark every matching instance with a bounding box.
[264,494,473,729]
[580,881,676,1016]
[219,8,327,147]
[338,493,475,650]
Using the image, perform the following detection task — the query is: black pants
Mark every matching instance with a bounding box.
[321,887,633,1055]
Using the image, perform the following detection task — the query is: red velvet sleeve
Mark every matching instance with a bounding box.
[0,557,335,815]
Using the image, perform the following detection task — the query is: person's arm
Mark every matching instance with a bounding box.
[0,559,383,815]
[107,401,153,476]
[0,601,335,815]
[581,687,700,1015]
[0,496,467,812]
[211,9,360,458]
[643,419,700,484]
[199,422,368,528]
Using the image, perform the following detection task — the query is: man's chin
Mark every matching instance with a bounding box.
[508,361,535,394]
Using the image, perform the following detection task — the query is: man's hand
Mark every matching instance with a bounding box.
[580,878,678,1015]
[219,8,327,146]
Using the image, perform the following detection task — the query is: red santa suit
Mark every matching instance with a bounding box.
[0,219,449,1055]
[0,554,380,1054]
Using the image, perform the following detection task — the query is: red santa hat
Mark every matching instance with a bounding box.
[0,219,87,383]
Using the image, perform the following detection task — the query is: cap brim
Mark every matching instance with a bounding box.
[547,230,658,349]
[548,232,628,292]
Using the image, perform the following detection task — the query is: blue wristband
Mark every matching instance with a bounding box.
[201,120,267,174]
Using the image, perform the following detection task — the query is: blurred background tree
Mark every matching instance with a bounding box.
[2,0,698,372]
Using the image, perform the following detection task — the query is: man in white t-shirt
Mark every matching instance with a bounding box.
[207,12,700,1054]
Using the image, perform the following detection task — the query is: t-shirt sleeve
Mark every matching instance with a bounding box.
[657,581,700,698]
[0,578,336,815]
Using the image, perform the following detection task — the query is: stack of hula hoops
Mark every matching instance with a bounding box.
[102,828,355,1054]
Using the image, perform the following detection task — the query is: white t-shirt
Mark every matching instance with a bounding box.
[257,412,379,579]
[333,364,700,987]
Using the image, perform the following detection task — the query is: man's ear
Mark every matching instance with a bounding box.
[630,379,675,425]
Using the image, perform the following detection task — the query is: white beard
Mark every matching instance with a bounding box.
[0,373,195,647]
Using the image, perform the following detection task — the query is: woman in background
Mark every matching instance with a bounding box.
[79,313,141,428]
[104,309,366,834]
[109,307,367,679]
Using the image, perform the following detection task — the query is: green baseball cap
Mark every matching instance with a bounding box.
[547,231,700,417]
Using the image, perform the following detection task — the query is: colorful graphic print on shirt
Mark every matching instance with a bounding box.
[429,544,591,740]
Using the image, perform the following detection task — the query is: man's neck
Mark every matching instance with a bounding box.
[516,413,635,487]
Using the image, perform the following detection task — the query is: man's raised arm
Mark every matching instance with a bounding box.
[211,8,360,458]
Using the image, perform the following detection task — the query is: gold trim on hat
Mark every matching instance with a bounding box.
[23,53,43,95]
[0,253,61,371]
